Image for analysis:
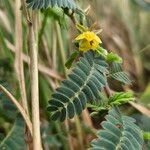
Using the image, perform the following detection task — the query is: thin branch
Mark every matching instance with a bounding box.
[0,84,32,135]
[21,0,31,24]
[82,109,94,129]
[55,21,67,75]
[52,23,57,70]
[21,0,42,149]
[64,120,74,150]
[74,116,84,150]
[28,12,42,150]
[129,102,150,118]
[15,0,29,115]
[104,84,113,97]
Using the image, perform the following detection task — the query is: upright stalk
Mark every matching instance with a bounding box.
[55,21,67,75]
[28,21,42,150]
[74,116,84,150]
[15,0,29,115]
[21,1,42,149]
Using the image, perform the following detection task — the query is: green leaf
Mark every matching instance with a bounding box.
[106,52,123,64]
[47,51,108,121]
[41,121,62,148]
[109,62,132,85]
[96,47,108,58]
[45,7,68,29]
[133,114,150,149]
[76,24,88,33]
[109,92,135,106]
[26,0,78,10]
[88,92,134,116]
[143,132,150,141]
[133,0,150,10]
[65,50,79,69]
[90,108,143,150]
[0,116,26,150]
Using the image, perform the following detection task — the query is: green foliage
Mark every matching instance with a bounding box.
[0,116,26,150]
[45,7,68,28]
[132,114,150,149]
[26,0,78,10]
[76,24,88,32]
[88,92,134,116]
[96,47,108,58]
[0,82,17,121]
[132,0,150,10]
[65,50,79,69]
[47,51,108,121]
[143,132,150,141]
[109,63,132,85]
[108,92,134,105]
[41,121,62,149]
[106,52,123,64]
[90,108,143,150]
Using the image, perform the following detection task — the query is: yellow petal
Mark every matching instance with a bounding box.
[94,34,102,43]
[75,33,85,41]
[75,31,102,51]
[79,40,91,51]
[84,31,95,41]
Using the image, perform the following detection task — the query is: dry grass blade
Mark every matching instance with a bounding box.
[129,101,150,118]
[0,84,32,135]
[15,0,29,115]
[0,10,11,33]
[5,40,62,80]
[28,15,42,150]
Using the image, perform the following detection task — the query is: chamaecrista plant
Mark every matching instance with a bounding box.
[47,24,143,150]
[26,0,144,149]
[0,0,144,150]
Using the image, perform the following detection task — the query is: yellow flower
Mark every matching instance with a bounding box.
[75,31,102,51]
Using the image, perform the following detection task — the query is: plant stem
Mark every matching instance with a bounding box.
[28,22,42,150]
[55,123,68,150]
[64,120,74,150]
[82,109,94,129]
[18,2,51,148]
[55,21,67,75]
[104,85,112,97]
[24,9,42,149]
[52,23,57,70]
[21,1,42,149]
[15,0,29,115]
[74,116,84,150]
[38,11,48,48]
[0,84,32,135]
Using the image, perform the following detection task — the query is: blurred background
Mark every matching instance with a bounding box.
[0,0,150,149]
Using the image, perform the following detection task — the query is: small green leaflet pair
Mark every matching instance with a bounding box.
[88,92,135,116]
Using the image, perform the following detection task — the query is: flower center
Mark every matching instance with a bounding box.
[90,40,94,46]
